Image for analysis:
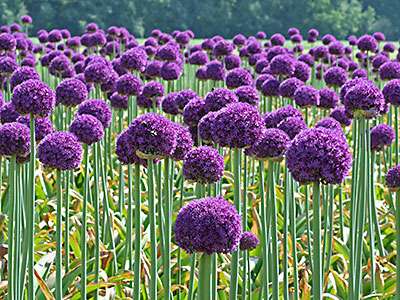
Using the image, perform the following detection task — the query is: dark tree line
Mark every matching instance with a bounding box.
[0,0,397,40]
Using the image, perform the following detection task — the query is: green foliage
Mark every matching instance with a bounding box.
[0,0,396,39]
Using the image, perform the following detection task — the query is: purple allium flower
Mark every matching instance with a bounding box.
[206,60,225,81]
[254,59,269,74]
[315,117,343,132]
[160,62,181,80]
[324,66,347,87]
[56,78,88,107]
[176,31,191,45]
[0,102,20,124]
[21,15,32,24]
[116,129,147,165]
[235,85,259,106]
[286,128,351,184]
[308,28,319,38]
[225,67,253,89]
[270,33,285,46]
[312,46,328,61]
[223,54,240,70]
[204,88,238,112]
[371,54,389,70]
[100,70,118,93]
[328,41,345,56]
[174,89,197,111]
[352,69,368,79]
[247,40,262,54]
[0,122,30,156]
[373,32,385,42]
[386,165,400,191]
[339,77,370,102]
[195,66,208,80]
[264,105,303,128]
[357,35,378,52]
[256,74,273,91]
[321,34,336,45]
[212,40,234,57]
[201,38,215,51]
[183,97,207,127]
[233,34,247,46]
[189,51,209,65]
[212,102,264,148]
[115,73,141,96]
[144,60,162,78]
[318,87,339,109]
[256,31,266,39]
[370,124,395,151]
[343,80,385,118]
[288,28,300,36]
[298,54,314,67]
[246,128,289,160]
[171,124,193,161]
[11,79,55,117]
[9,66,40,90]
[156,43,179,61]
[17,116,53,141]
[84,62,111,85]
[120,47,147,72]
[239,232,259,250]
[293,61,311,82]
[161,92,180,115]
[0,56,17,75]
[21,57,36,68]
[0,33,16,52]
[294,85,319,107]
[330,106,352,127]
[183,146,224,184]
[269,55,295,77]
[174,196,242,254]
[379,61,400,81]
[141,81,163,98]
[127,112,176,159]
[137,93,160,109]
[77,99,112,128]
[383,42,396,53]
[38,131,82,170]
[109,92,128,110]
[48,30,63,43]
[279,78,304,98]
[261,77,280,97]
[69,114,104,145]
[198,111,217,142]
[383,79,400,106]
[277,116,307,140]
[48,54,71,77]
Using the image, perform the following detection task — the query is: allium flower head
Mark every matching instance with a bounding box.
[269,54,295,76]
[212,102,264,148]
[239,232,259,250]
[270,33,285,46]
[115,129,147,165]
[279,77,304,98]
[277,117,307,140]
[38,131,83,170]
[386,165,400,191]
[0,56,18,75]
[318,87,339,109]
[294,85,319,107]
[246,128,289,161]
[84,62,110,85]
[116,73,142,96]
[198,111,217,142]
[160,62,181,80]
[324,66,347,87]
[212,40,234,57]
[12,79,55,117]
[175,89,198,111]
[383,79,400,106]
[56,78,88,107]
[189,51,209,65]
[10,66,40,90]
[162,92,180,115]
[120,47,147,71]
[357,35,378,52]
[204,88,238,112]
[183,146,224,184]
[174,196,242,254]
[0,122,30,157]
[206,60,225,81]
[235,85,259,106]
[171,124,193,161]
[330,106,352,127]
[17,116,53,141]
[370,124,395,151]
[77,99,112,128]
[261,77,280,96]
[293,61,311,82]
[379,61,400,81]
[286,127,352,185]
[183,97,207,127]
[0,33,16,52]
[127,112,177,159]
[225,67,253,89]
[315,117,343,132]
[69,114,104,145]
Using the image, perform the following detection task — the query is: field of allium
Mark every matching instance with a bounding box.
[1,16,400,300]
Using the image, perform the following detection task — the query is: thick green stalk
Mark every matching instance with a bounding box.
[259,160,269,300]
[188,254,197,300]
[125,165,133,272]
[81,144,89,298]
[229,148,241,300]
[93,143,100,299]
[55,169,63,300]
[396,191,400,299]
[283,167,289,300]
[395,106,399,164]
[269,160,279,300]
[7,156,16,300]
[312,181,322,300]
[163,158,172,300]
[147,159,157,300]
[198,254,212,300]
[289,172,299,300]
[133,164,142,300]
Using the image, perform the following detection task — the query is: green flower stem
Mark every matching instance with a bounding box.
[93,142,100,299]
[133,164,142,299]
[324,185,335,277]
[198,254,212,300]
[163,158,172,300]
[395,106,399,164]
[7,156,16,300]
[289,172,299,300]
[81,144,90,298]
[229,148,241,300]
[148,159,158,300]
[396,191,400,299]
[259,160,269,300]
[188,253,197,300]
[304,185,313,272]
[312,181,322,300]
[125,164,133,272]
[242,155,249,300]
[283,166,289,300]
[55,169,63,300]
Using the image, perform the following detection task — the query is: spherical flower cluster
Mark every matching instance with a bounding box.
[206,60,225,81]
[382,79,400,106]
[56,78,88,106]
[162,92,180,115]
[239,232,260,250]
[270,33,285,46]
[330,106,352,127]
[127,113,177,158]
[204,88,238,112]
[277,116,307,140]
[12,79,55,117]
[279,78,304,98]
[175,89,197,111]
[286,127,352,185]
[293,61,311,82]
[174,196,242,254]
[0,122,30,157]
[198,111,217,142]
[261,77,280,96]
[121,47,147,72]
[293,85,319,107]
[10,67,40,90]
[269,55,295,76]
[386,165,400,191]
[160,62,181,80]
[315,117,343,132]
[77,99,112,128]
[116,74,142,96]
[225,68,253,89]
[0,33,16,52]
[379,61,400,81]
[69,114,104,145]
[212,40,234,57]
[370,124,395,151]
[318,87,339,109]
[264,105,303,128]
[324,66,347,87]
[183,97,207,127]
[212,102,264,148]
[188,51,208,65]
[84,62,110,85]
[38,131,83,170]
[0,56,18,75]
[357,35,378,52]
[0,102,20,124]
[234,85,259,106]
[171,124,193,161]
[183,146,224,184]
[115,129,146,165]
[17,116,54,141]
[224,54,241,70]
[246,128,289,160]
